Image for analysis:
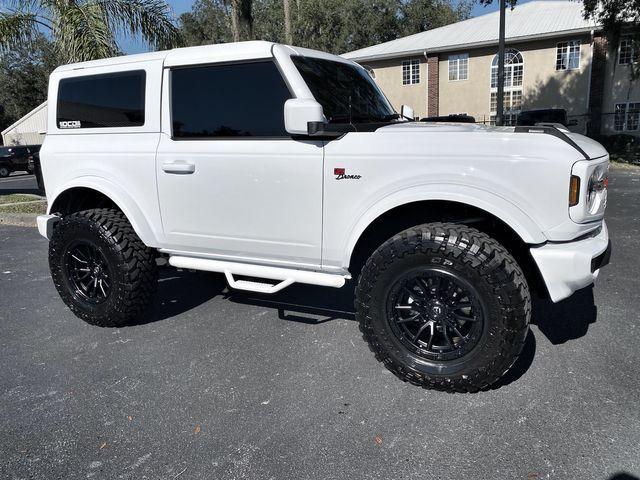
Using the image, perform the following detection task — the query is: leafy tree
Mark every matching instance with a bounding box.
[399,0,472,37]
[179,0,232,45]
[179,0,471,54]
[0,34,59,135]
[0,0,180,63]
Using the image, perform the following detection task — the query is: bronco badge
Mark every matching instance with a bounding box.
[334,168,361,180]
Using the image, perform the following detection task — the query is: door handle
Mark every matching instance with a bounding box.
[162,161,195,174]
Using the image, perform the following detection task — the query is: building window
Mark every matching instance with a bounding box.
[619,38,638,65]
[490,91,522,126]
[448,54,469,81]
[556,40,581,70]
[614,102,640,131]
[491,49,523,88]
[490,49,523,125]
[402,59,420,85]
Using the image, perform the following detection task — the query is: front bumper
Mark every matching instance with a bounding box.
[530,221,611,302]
[37,214,59,240]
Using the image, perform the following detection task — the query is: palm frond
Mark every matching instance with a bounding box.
[91,0,181,50]
[53,1,117,62]
[0,11,41,54]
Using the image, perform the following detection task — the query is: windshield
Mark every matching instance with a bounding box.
[291,56,397,124]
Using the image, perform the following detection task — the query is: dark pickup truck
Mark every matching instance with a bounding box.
[0,145,41,177]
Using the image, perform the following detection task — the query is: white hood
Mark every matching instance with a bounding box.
[378,121,608,160]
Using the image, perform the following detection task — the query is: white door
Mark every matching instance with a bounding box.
[156,60,324,267]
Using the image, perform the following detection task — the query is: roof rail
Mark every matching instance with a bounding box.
[513,123,589,160]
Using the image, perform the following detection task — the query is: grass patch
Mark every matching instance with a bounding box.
[0,201,47,214]
[0,193,43,205]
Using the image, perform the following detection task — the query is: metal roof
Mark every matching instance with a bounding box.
[343,0,599,62]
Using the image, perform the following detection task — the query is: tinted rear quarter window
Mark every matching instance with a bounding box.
[171,61,291,138]
[57,71,145,129]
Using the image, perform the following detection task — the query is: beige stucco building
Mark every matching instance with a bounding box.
[344,0,639,137]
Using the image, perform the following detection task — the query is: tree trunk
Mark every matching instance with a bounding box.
[229,0,253,41]
[284,0,292,44]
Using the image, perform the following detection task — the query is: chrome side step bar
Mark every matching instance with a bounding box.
[168,256,347,294]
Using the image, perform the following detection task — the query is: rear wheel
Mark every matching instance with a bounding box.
[0,166,9,178]
[356,222,531,392]
[49,208,158,327]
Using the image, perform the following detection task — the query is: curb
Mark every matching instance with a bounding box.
[0,213,38,227]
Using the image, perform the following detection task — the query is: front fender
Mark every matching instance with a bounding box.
[340,183,547,269]
[47,176,160,248]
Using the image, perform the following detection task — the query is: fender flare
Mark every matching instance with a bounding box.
[47,176,160,248]
[341,183,547,269]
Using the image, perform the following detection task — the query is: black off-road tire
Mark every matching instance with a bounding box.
[49,208,158,327]
[355,222,531,392]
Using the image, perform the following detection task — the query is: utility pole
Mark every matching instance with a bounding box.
[495,0,506,126]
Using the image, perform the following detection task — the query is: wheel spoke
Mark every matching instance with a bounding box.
[442,328,453,347]
[71,254,88,264]
[448,322,466,342]
[453,312,478,323]
[98,279,107,298]
[451,301,472,310]
[413,322,431,342]
[397,313,420,324]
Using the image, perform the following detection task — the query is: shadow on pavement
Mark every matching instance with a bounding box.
[608,474,640,480]
[145,268,227,323]
[531,286,597,345]
[225,280,357,323]
[134,270,598,388]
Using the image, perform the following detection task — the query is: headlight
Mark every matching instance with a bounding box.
[569,158,609,223]
[586,164,608,215]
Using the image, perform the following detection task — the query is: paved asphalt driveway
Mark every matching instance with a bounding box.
[0,172,40,195]
[1,167,639,480]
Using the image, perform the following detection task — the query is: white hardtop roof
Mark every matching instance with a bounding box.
[343,0,599,62]
[52,41,355,72]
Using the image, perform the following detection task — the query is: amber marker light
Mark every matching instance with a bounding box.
[569,175,581,207]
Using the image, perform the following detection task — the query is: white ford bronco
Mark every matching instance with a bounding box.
[37,41,611,392]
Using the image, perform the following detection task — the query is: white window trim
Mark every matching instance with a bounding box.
[448,53,469,82]
[555,40,581,71]
[618,37,637,66]
[614,102,640,131]
[402,59,421,86]
[490,49,524,90]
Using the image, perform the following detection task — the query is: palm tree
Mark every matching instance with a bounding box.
[0,0,180,63]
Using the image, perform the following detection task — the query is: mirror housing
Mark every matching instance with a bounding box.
[284,98,324,135]
[400,104,415,120]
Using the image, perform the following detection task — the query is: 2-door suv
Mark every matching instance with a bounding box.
[37,42,611,392]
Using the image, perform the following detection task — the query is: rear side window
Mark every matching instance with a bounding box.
[171,61,291,138]
[56,71,145,129]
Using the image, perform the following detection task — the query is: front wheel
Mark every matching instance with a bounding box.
[0,166,9,178]
[49,208,158,327]
[356,223,531,392]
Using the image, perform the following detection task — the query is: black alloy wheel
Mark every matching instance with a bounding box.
[387,268,486,362]
[64,240,112,304]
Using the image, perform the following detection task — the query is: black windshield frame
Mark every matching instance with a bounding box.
[291,56,397,124]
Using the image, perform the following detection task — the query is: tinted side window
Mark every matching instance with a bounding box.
[171,61,291,138]
[57,71,145,129]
